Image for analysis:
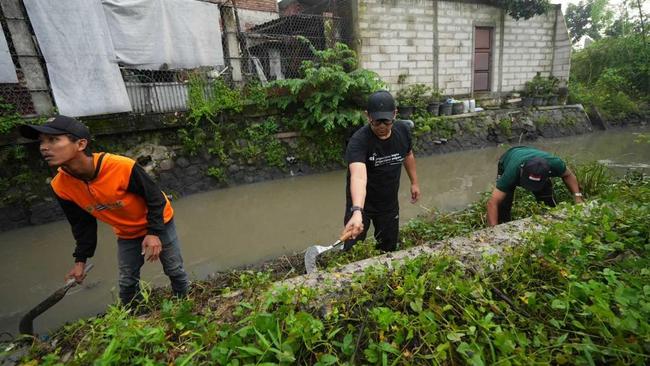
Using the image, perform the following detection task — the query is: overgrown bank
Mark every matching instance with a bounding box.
[8,164,649,365]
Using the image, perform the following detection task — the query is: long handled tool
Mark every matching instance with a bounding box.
[19,263,95,335]
[304,233,351,274]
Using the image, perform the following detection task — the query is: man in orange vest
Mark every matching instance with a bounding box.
[20,116,189,305]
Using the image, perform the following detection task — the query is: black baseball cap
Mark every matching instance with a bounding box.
[520,157,552,192]
[19,115,90,140]
[367,90,396,121]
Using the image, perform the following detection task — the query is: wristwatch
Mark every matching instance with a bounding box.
[350,205,364,214]
[574,192,583,197]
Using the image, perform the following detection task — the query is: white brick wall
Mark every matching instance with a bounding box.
[436,1,501,95]
[551,8,571,83]
[357,0,570,96]
[357,0,435,89]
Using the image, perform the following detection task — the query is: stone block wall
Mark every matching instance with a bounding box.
[357,0,435,88]
[413,105,592,156]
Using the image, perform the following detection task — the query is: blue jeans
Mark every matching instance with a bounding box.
[117,219,189,305]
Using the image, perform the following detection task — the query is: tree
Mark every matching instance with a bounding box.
[603,0,647,41]
[565,0,613,43]
[494,0,551,20]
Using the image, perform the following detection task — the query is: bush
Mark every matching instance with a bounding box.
[265,39,385,133]
[569,35,648,120]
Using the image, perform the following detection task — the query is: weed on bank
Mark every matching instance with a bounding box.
[13,169,650,365]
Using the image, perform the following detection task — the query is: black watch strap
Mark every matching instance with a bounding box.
[350,205,363,214]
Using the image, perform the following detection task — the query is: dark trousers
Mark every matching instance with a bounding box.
[497,178,557,224]
[117,220,189,305]
[343,208,400,252]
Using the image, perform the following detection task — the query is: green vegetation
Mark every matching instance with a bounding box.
[235,119,287,169]
[0,145,50,207]
[412,115,455,139]
[174,40,383,179]
[17,163,649,365]
[206,166,226,182]
[497,118,513,137]
[395,84,441,110]
[187,75,243,125]
[0,97,27,134]
[265,39,384,133]
[569,34,648,121]
[489,0,551,20]
[523,73,559,99]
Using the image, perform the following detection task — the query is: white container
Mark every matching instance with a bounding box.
[469,99,476,112]
[462,100,470,113]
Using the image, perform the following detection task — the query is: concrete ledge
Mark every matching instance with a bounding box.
[278,216,543,292]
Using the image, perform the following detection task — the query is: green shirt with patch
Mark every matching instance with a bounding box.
[496,146,567,192]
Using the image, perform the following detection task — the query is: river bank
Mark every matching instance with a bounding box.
[6,164,649,365]
[0,104,600,233]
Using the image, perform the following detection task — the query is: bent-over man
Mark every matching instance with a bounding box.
[486,146,584,226]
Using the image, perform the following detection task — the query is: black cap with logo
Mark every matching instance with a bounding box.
[367,90,396,121]
[19,115,91,140]
[520,157,552,192]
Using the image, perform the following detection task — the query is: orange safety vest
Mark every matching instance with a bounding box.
[51,153,174,239]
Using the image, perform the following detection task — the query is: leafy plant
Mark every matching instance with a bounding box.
[569,34,648,121]
[413,115,456,139]
[206,166,226,182]
[524,73,559,97]
[490,0,551,20]
[265,39,385,133]
[21,167,650,365]
[395,84,434,110]
[497,117,512,137]
[236,119,287,168]
[187,73,243,125]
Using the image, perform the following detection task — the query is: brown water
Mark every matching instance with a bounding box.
[1,129,649,335]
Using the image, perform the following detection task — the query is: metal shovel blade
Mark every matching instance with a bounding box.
[19,263,94,335]
[304,240,344,274]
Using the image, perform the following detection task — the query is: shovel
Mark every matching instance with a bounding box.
[19,263,95,335]
[304,233,352,274]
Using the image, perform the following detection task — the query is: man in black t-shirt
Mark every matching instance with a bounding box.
[341,90,420,251]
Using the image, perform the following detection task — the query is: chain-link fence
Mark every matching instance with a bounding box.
[0,2,53,117]
[223,5,352,84]
[0,0,354,118]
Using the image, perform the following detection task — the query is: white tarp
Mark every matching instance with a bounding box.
[23,0,131,117]
[0,31,17,83]
[102,0,224,70]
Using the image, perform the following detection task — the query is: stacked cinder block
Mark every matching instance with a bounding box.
[356,0,571,96]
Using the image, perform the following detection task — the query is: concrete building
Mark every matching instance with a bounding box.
[281,0,571,99]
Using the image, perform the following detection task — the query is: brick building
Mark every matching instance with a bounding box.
[280,0,571,99]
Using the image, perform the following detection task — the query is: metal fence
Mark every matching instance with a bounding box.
[0,2,53,117]
[223,12,351,83]
[0,0,353,118]
[121,68,223,114]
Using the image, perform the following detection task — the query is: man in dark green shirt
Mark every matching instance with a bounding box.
[486,146,584,226]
